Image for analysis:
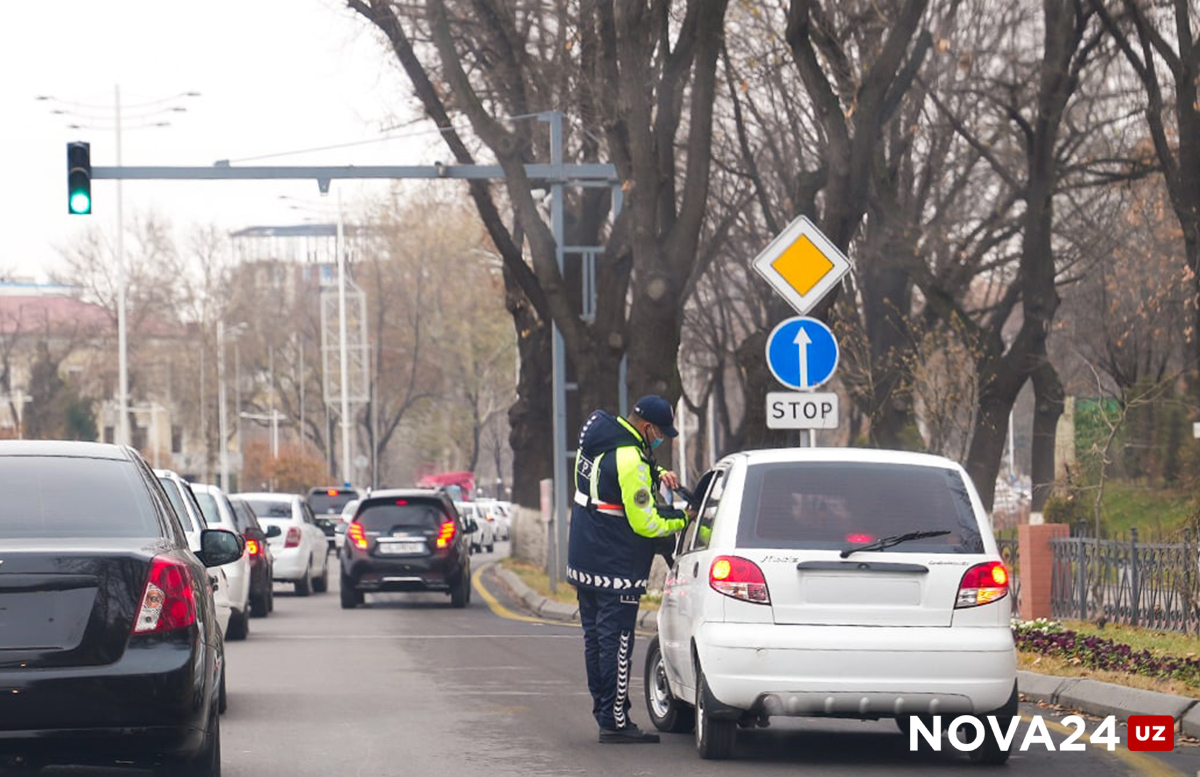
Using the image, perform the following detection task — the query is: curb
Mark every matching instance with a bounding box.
[491,564,659,631]
[487,565,1200,729]
[1019,669,1200,733]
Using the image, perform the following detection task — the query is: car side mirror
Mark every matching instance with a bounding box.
[465,519,478,534]
[265,525,282,538]
[199,529,244,567]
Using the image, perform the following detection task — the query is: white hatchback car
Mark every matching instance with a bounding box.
[236,492,331,596]
[191,483,254,641]
[646,449,1017,762]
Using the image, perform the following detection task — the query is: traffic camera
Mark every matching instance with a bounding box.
[67,141,92,214]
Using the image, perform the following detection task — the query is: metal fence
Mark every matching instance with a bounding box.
[1050,525,1200,633]
[996,537,1022,615]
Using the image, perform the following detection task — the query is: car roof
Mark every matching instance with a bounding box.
[234,492,301,501]
[365,488,445,501]
[726,447,965,471]
[0,440,130,459]
[189,483,224,495]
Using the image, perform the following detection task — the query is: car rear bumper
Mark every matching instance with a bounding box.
[270,547,310,581]
[0,636,213,761]
[344,554,461,592]
[695,621,1016,717]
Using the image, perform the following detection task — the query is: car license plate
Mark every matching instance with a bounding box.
[378,542,426,555]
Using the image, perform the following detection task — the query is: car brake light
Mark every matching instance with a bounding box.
[845,533,874,544]
[436,520,456,549]
[348,520,368,549]
[246,539,260,556]
[395,499,408,505]
[132,556,197,634]
[327,489,339,496]
[956,561,1009,608]
[709,555,770,605]
[285,527,302,548]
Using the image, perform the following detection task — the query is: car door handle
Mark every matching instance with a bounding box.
[693,562,699,577]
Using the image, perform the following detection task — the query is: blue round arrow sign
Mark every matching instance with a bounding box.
[765,317,839,390]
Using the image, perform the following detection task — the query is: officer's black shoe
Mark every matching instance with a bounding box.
[598,724,660,744]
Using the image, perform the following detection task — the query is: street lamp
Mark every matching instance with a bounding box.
[218,321,247,491]
[38,89,200,446]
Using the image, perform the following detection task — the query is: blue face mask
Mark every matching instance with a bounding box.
[650,434,664,450]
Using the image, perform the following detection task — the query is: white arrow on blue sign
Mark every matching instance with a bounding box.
[765,317,839,391]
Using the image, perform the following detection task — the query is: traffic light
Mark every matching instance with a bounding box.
[67,141,92,215]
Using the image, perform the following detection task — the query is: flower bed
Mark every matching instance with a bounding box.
[1013,619,1200,686]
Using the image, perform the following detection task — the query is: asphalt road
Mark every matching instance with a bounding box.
[25,544,1200,776]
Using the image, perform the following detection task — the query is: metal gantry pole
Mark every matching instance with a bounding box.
[217,321,229,491]
[336,192,352,486]
[115,85,130,447]
[546,112,568,591]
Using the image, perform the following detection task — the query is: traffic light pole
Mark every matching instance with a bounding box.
[87,131,619,586]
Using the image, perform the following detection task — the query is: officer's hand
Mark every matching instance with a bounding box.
[660,470,680,490]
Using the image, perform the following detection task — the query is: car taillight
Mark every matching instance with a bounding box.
[348,520,368,549]
[709,555,770,605]
[132,556,197,634]
[436,520,456,549]
[246,539,260,556]
[956,561,1009,608]
[285,527,302,548]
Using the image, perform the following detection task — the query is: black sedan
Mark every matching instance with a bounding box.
[0,441,243,775]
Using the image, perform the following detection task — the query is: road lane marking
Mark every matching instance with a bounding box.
[1031,715,1182,777]
[250,634,580,639]
[472,562,582,628]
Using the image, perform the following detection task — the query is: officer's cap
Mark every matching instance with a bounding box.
[633,395,678,438]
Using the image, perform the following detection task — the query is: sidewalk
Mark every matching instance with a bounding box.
[486,564,1200,737]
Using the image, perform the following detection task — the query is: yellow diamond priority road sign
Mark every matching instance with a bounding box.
[752,215,853,315]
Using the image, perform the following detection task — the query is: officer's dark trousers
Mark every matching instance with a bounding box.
[577,588,640,730]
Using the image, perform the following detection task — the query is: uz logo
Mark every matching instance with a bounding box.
[1127,715,1174,751]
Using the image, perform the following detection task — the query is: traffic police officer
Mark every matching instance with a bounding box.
[567,395,689,743]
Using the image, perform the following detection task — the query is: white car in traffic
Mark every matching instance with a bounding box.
[191,483,255,640]
[155,469,232,639]
[236,492,331,596]
[457,502,494,554]
[646,448,1017,762]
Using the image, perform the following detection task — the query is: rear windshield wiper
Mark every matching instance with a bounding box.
[839,530,951,558]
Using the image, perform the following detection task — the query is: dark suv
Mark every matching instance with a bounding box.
[339,489,476,609]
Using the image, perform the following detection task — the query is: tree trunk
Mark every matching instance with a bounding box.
[965,363,1023,512]
[1030,360,1065,512]
[861,258,916,449]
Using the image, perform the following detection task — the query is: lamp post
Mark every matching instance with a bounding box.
[37,89,200,445]
[217,321,247,491]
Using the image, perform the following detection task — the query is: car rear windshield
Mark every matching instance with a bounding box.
[0,456,160,539]
[245,499,292,520]
[736,462,984,553]
[308,490,357,515]
[193,492,227,528]
[357,499,447,532]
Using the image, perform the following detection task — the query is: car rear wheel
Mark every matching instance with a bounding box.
[695,669,736,760]
[450,569,470,608]
[250,585,270,618]
[487,542,495,553]
[340,573,362,609]
[312,561,329,594]
[218,664,227,715]
[969,681,1019,766]
[644,636,694,733]
[294,561,312,597]
[225,608,249,641]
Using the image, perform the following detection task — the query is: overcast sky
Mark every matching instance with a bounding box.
[2,0,444,281]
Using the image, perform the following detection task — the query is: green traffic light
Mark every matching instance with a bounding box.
[69,191,91,214]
